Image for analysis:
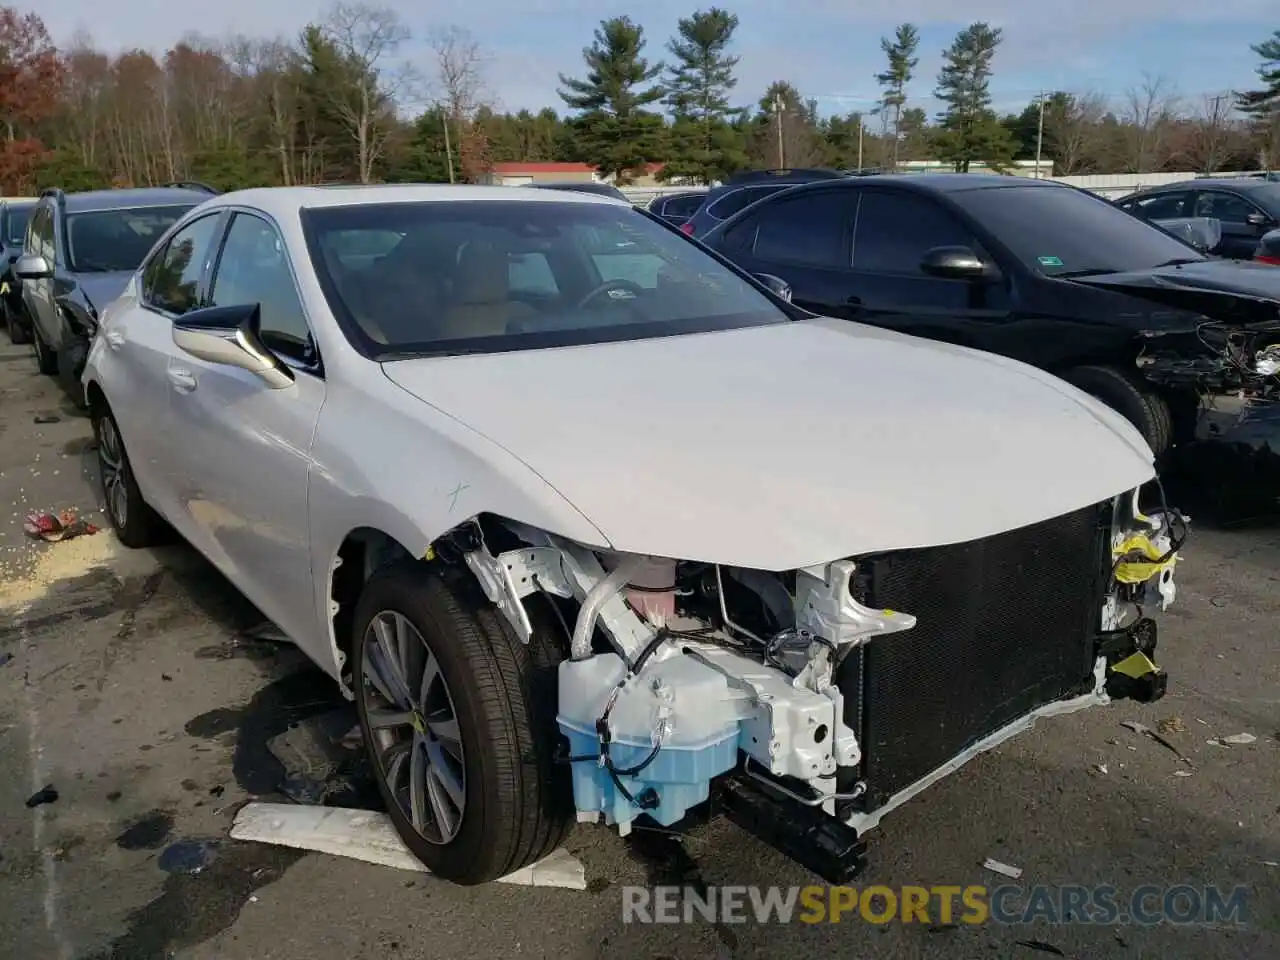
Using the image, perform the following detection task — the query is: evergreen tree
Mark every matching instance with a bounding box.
[1236,29,1280,118]
[661,7,746,184]
[933,22,1015,172]
[875,23,919,170]
[557,16,667,183]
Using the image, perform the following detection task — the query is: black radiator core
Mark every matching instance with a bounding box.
[837,502,1109,811]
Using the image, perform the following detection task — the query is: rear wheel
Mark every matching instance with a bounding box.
[352,562,570,885]
[1063,364,1171,456]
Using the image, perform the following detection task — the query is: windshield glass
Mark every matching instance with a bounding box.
[302,199,789,357]
[67,204,196,272]
[949,185,1206,277]
[7,206,32,244]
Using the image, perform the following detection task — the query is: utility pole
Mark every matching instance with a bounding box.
[772,93,786,168]
[441,108,456,184]
[1034,90,1045,179]
[857,117,864,173]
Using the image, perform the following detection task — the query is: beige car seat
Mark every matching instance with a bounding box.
[434,241,539,340]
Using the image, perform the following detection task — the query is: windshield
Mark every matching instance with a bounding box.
[949,185,1206,277]
[67,204,196,273]
[301,199,789,357]
[7,206,32,245]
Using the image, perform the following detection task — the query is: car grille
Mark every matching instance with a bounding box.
[835,501,1110,811]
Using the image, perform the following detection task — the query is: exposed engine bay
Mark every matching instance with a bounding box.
[437,489,1186,883]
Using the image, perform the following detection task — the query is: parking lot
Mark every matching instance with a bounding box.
[0,333,1278,959]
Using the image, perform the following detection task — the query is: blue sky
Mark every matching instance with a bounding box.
[33,0,1278,120]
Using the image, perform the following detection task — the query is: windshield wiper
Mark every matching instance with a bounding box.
[1150,257,1203,268]
[1053,268,1119,279]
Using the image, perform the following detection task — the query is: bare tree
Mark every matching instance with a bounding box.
[429,25,489,182]
[321,2,409,182]
[1183,93,1234,175]
[1122,73,1180,173]
[1046,91,1108,175]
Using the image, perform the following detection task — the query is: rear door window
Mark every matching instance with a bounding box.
[749,191,852,269]
[1192,191,1262,224]
[852,191,982,275]
[1123,192,1192,220]
[708,185,789,220]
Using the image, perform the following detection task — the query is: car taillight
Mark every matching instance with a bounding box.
[680,221,695,236]
[1257,255,1280,265]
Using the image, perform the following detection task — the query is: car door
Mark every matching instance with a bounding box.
[167,209,325,646]
[101,211,227,518]
[1190,190,1274,259]
[846,188,1012,347]
[712,189,858,317]
[22,204,57,344]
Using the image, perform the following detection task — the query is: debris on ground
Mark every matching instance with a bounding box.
[1121,719,1193,765]
[1173,770,1194,778]
[157,840,218,874]
[1157,716,1186,735]
[0,651,13,668]
[982,858,1023,879]
[1221,732,1258,746]
[1015,939,1066,956]
[33,414,61,425]
[25,785,59,808]
[1092,763,1108,775]
[231,802,588,889]
[23,509,99,543]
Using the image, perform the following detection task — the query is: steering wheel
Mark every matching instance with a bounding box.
[575,278,645,310]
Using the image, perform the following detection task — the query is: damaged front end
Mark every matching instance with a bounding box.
[450,493,1186,884]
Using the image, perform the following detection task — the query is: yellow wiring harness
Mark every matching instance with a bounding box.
[1113,532,1178,584]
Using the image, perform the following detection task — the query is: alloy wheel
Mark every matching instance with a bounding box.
[361,610,467,844]
[97,416,129,530]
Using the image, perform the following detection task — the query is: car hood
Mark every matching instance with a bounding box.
[381,317,1154,571]
[76,271,133,315]
[1067,259,1280,328]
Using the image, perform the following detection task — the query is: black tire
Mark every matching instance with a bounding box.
[91,402,165,548]
[353,563,571,885]
[4,300,29,344]
[32,325,57,375]
[1062,364,1171,456]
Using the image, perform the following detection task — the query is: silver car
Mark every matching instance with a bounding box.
[82,185,1184,886]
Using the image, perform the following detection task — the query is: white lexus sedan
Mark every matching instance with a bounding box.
[82,185,1185,885]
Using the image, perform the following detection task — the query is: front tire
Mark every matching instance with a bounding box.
[1063,364,1171,456]
[32,325,57,375]
[92,403,164,547]
[353,562,570,885]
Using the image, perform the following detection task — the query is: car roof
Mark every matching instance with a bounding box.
[2,198,37,209]
[211,183,623,218]
[760,173,1067,197]
[1134,178,1280,194]
[59,187,214,213]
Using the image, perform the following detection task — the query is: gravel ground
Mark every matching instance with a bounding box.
[0,333,1277,960]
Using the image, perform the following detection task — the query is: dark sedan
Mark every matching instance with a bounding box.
[698,174,1280,511]
[1115,178,1280,260]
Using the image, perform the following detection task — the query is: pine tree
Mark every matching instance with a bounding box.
[933,22,1015,173]
[875,23,919,170]
[1237,30,1280,167]
[661,7,746,184]
[557,17,667,184]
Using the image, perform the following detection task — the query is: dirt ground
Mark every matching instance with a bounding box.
[0,333,1278,960]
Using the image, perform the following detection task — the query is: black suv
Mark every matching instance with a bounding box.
[699,174,1280,497]
[1115,178,1280,260]
[682,168,845,238]
[1,197,37,342]
[16,182,218,403]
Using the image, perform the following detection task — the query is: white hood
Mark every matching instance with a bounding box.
[382,317,1153,571]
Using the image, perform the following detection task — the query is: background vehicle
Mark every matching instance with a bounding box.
[528,181,628,201]
[15,182,218,402]
[646,190,706,226]
[681,168,845,237]
[1149,216,1221,254]
[0,197,37,343]
[1115,178,1280,260]
[83,184,1179,889]
[1257,227,1280,265]
[699,174,1280,459]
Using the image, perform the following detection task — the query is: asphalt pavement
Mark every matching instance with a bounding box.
[0,333,1277,959]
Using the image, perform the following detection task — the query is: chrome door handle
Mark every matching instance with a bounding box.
[105,330,125,350]
[167,367,197,392]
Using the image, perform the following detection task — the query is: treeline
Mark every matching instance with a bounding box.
[0,3,1277,195]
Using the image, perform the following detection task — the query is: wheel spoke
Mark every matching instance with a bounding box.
[370,616,414,706]
[425,738,465,810]
[426,767,459,838]
[383,739,411,790]
[408,736,428,832]
[426,714,461,758]
[419,650,441,705]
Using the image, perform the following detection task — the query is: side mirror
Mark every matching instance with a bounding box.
[920,245,994,282]
[754,272,792,303]
[14,254,52,280]
[1245,212,1274,229]
[171,303,293,389]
